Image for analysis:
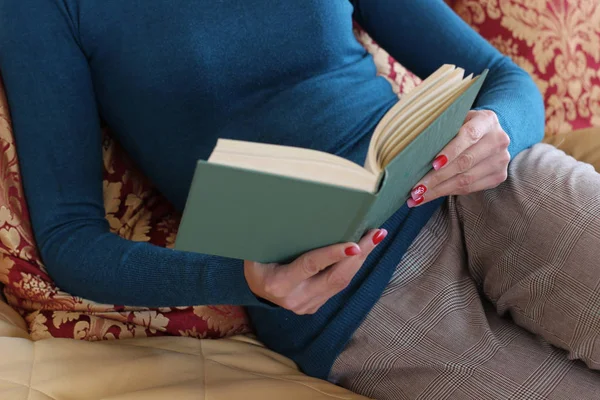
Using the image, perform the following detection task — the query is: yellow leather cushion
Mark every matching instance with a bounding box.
[0,300,28,340]
[0,294,368,399]
[543,127,600,172]
[0,324,368,400]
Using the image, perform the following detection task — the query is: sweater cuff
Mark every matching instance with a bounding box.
[206,255,277,308]
[472,105,520,159]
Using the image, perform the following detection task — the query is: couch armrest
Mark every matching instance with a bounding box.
[0,334,371,400]
[0,297,29,339]
[543,127,600,172]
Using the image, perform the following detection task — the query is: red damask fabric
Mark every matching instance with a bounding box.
[446,0,600,135]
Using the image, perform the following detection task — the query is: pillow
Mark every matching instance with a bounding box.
[543,127,600,172]
[445,0,600,136]
[353,21,422,96]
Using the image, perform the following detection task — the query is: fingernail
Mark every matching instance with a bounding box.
[433,155,448,171]
[407,196,424,208]
[345,245,361,256]
[372,229,388,245]
[412,184,427,199]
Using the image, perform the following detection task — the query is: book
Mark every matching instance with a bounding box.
[175,64,488,263]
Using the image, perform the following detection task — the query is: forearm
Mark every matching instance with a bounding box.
[0,1,265,309]
[42,221,263,307]
[471,57,544,159]
[351,0,545,159]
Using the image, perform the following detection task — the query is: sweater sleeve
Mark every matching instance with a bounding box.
[0,1,264,308]
[350,0,545,159]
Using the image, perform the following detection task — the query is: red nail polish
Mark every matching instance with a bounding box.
[345,245,361,256]
[412,184,427,198]
[433,155,448,171]
[407,196,424,208]
[372,229,388,245]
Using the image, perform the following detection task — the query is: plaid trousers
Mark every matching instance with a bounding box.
[330,143,600,400]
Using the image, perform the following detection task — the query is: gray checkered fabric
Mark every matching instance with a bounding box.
[330,143,600,400]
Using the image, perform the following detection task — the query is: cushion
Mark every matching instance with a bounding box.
[0,297,369,400]
[0,296,27,340]
[352,21,422,95]
[543,126,600,170]
[445,0,600,136]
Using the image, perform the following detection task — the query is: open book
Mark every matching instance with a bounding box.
[175,65,488,263]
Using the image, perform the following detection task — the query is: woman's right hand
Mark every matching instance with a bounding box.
[244,229,388,315]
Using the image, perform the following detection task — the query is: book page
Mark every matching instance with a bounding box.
[381,76,476,166]
[209,139,379,193]
[364,64,456,174]
[214,139,368,171]
[377,69,465,167]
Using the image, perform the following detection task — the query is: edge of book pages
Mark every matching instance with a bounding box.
[365,65,475,174]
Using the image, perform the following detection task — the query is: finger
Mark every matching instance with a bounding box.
[307,229,388,300]
[411,151,510,206]
[282,241,362,291]
[431,110,497,172]
[287,229,389,315]
[411,130,509,200]
[463,109,478,123]
[453,170,509,194]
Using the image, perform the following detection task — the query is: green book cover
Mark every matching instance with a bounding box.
[174,71,487,263]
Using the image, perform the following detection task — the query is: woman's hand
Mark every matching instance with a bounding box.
[244,229,388,315]
[408,110,511,207]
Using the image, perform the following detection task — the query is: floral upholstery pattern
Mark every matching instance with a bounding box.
[446,0,600,135]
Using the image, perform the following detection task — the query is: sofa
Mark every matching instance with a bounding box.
[1,1,599,399]
[0,128,599,400]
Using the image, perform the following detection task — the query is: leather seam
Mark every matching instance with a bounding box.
[204,358,355,400]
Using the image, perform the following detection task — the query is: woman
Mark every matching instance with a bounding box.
[1,0,599,398]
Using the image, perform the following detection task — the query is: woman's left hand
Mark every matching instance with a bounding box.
[408,109,511,207]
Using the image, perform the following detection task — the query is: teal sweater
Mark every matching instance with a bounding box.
[0,0,544,380]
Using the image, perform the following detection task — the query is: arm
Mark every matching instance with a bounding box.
[350,0,545,158]
[0,1,263,308]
